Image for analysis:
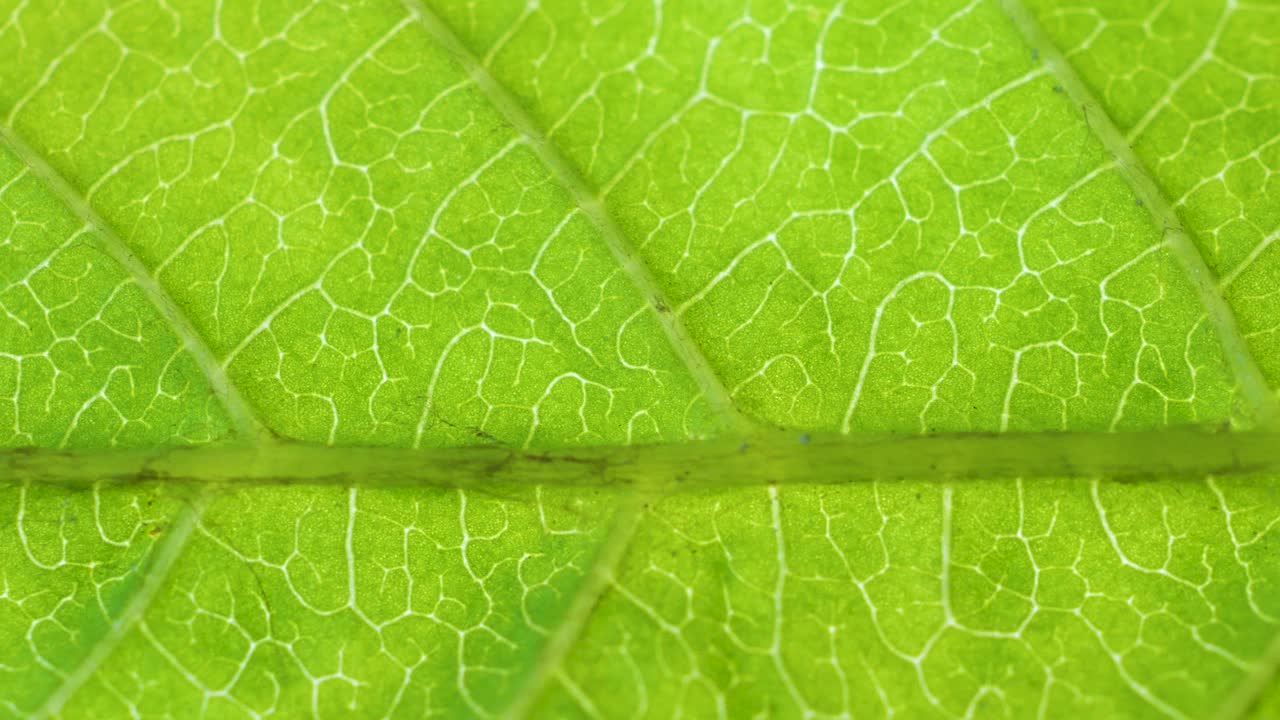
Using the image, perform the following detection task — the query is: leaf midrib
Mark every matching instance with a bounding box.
[3,1,1278,718]
[9,428,1280,487]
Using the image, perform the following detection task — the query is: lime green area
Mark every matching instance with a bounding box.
[0,0,711,449]
[1,0,1279,717]
[538,476,1280,718]
[0,147,230,447]
[438,0,1244,433]
[5,475,1280,718]
[1027,0,1280,386]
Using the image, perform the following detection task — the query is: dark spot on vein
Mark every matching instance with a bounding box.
[1053,85,1064,93]
[136,466,162,482]
[653,300,669,314]
[589,591,609,617]
[798,434,810,444]
[1031,48,1040,61]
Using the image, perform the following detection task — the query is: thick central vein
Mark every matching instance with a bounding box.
[399,0,752,435]
[996,0,1280,428]
[11,427,1280,487]
[0,125,267,443]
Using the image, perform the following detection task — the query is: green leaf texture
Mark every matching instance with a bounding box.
[1,0,1278,717]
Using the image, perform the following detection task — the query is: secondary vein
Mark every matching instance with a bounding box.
[1214,627,1280,720]
[995,0,1280,429]
[0,121,264,713]
[30,486,208,719]
[399,0,753,435]
[0,124,268,443]
[501,490,647,720]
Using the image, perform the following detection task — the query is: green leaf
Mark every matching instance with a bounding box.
[1,0,1278,718]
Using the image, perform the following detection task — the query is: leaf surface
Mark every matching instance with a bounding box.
[1,0,1278,718]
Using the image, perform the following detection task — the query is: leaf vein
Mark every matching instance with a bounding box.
[398,0,753,434]
[0,124,267,443]
[996,0,1280,428]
